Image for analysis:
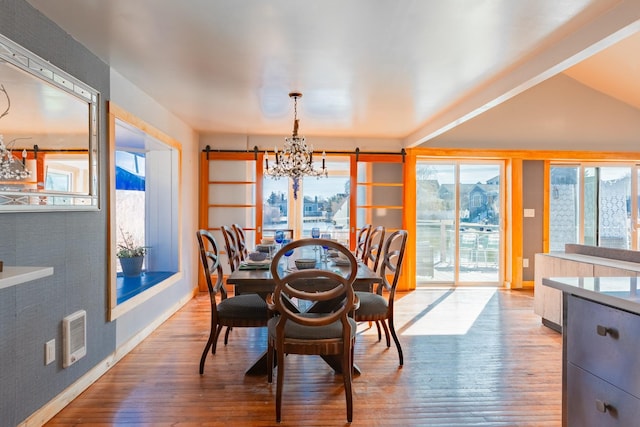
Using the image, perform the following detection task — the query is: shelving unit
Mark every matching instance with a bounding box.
[0,266,54,290]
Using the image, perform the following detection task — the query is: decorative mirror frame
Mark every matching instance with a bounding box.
[0,33,100,211]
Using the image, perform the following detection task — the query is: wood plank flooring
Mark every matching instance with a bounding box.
[45,288,562,426]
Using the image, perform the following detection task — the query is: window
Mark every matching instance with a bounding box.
[108,102,181,319]
[471,193,483,209]
[262,157,350,243]
[549,163,636,251]
[549,166,579,251]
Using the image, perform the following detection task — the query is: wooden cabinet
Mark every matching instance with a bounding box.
[592,265,638,278]
[534,254,593,331]
[534,253,639,332]
[565,295,640,426]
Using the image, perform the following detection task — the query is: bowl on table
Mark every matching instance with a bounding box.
[294,258,317,270]
[256,244,275,253]
[248,251,268,262]
[333,257,352,267]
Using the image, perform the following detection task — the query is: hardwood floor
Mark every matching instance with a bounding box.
[45,288,562,426]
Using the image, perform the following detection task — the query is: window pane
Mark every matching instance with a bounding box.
[263,177,290,235]
[209,207,256,227]
[549,166,579,251]
[459,164,500,282]
[209,160,256,181]
[371,185,403,205]
[416,163,456,282]
[598,166,631,249]
[209,183,255,205]
[584,167,597,246]
[301,159,350,244]
[369,207,402,229]
[357,162,403,231]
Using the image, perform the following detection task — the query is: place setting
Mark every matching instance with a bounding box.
[239,244,274,270]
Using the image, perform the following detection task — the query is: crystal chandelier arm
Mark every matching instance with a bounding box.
[0,84,32,181]
[0,84,10,121]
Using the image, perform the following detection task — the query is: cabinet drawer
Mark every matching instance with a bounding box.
[567,295,640,397]
[567,363,640,427]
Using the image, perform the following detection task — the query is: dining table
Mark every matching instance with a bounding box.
[226,253,381,376]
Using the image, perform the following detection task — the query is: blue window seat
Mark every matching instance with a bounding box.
[116,271,176,304]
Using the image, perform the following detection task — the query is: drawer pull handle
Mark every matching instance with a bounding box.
[595,399,611,413]
[596,325,614,337]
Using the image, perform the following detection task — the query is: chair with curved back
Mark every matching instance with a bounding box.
[195,229,268,374]
[220,225,242,272]
[219,225,247,344]
[362,225,385,337]
[266,238,359,423]
[232,223,249,262]
[354,224,372,261]
[355,229,408,366]
[364,225,385,273]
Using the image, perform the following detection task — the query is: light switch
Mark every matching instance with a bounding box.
[45,339,55,365]
[524,209,535,218]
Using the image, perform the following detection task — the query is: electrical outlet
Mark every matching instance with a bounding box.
[523,258,529,268]
[45,339,55,365]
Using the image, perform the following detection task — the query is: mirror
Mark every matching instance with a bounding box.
[0,33,99,211]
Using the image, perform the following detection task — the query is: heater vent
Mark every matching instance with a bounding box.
[63,310,86,368]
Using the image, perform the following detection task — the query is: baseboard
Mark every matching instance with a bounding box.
[19,287,198,427]
[542,318,562,333]
[521,280,534,289]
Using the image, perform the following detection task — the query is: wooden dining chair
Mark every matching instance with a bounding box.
[221,225,242,272]
[266,238,359,423]
[362,225,385,336]
[364,225,385,273]
[232,223,249,262]
[196,229,268,375]
[354,229,408,366]
[354,224,372,261]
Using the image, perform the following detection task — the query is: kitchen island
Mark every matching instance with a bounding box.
[543,277,640,427]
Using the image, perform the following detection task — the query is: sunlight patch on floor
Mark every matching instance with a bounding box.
[405,288,496,335]
[359,288,497,337]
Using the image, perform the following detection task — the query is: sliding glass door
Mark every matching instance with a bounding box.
[416,160,503,285]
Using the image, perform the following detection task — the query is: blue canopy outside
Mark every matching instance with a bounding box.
[115,166,145,190]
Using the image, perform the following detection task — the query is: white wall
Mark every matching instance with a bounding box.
[426,73,640,150]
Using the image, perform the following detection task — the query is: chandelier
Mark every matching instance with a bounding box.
[0,84,32,181]
[0,135,31,180]
[264,92,327,199]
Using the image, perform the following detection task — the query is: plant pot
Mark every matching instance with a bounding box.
[119,256,144,277]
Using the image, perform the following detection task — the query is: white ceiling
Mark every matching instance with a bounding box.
[24,0,640,147]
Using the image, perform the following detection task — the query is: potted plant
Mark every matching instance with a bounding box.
[116,228,148,277]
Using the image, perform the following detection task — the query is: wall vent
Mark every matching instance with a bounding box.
[62,310,87,368]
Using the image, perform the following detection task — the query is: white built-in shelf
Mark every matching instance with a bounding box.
[0,266,54,290]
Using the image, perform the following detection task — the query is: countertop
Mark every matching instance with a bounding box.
[540,251,640,272]
[543,276,640,315]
